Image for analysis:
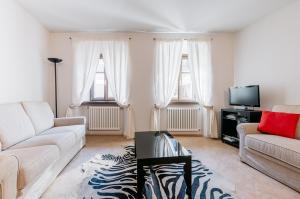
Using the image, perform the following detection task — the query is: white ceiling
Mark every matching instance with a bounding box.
[17,0,296,33]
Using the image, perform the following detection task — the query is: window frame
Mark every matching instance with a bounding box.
[90,56,115,102]
[171,54,197,103]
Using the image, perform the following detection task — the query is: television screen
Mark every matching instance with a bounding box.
[229,85,260,107]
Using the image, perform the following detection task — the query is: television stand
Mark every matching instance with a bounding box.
[241,106,255,111]
[221,108,262,148]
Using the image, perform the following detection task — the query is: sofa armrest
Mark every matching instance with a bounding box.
[54,117,86,127]
[237,123,260,136]
[0,155,18,199]
[237,123,260,158]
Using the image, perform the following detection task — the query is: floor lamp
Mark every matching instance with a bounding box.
[48,58,62,118]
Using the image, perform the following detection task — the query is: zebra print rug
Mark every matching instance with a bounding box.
[80,146,235,199]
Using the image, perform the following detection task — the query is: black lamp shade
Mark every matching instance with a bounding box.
[48,58,62,63]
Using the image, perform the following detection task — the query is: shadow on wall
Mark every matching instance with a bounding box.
[261,85,286,110]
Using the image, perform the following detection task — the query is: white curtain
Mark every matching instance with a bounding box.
[69,40,135,139]
[101,40,135,139]
[71,41,101,106]
[152,39,183,130]
[187,40,218,138]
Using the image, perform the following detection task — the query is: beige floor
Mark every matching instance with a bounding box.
[41,135,300,199]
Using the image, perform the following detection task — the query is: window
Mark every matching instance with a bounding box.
[172,41,196,102]
[90,56,114,101]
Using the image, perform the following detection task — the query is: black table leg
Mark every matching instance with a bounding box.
[184,157,192,199]
[137,161,146,199]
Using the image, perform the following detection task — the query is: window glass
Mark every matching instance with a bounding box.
[181,58,189,72]
[179,73,193,100]
[172,40,196,102]
[97,59,105,72]
[90,57,115,101]
[93,73,105,99]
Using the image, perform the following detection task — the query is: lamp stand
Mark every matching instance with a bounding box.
[48,58,62,118]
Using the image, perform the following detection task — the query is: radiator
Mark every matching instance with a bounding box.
[167,107,200,131]
[88,106,120,130]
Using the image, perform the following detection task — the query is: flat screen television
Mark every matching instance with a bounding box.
[229,85,260,107]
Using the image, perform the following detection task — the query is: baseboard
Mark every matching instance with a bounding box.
[87,130,123,135]
[169,131,201,136]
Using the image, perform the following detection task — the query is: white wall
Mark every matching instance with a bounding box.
[234,1,300,109]
[0,0,50,104]
[49,32,234,131]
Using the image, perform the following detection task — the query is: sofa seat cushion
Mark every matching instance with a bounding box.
[41,125,85,140]
[3,145,59,190]
[10,132,76,155]
[0,103,35,150]
[22,102,54,135]
[245,134,300,169]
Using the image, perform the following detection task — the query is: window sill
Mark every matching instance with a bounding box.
[170,100,199,105]
[82,101,118,106]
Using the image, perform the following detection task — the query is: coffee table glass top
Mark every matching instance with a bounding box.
[135,131,191,159]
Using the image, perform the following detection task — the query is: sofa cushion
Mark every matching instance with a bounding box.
[0,103,35,150]
[258,111,299,138]
[41,125,85,140]
[273,105,300,139]
[10,132,76,155]
[245,134,300,169]
[2,145,59,190]
[22,102,54,134]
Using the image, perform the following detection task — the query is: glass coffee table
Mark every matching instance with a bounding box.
[135,131,192,199]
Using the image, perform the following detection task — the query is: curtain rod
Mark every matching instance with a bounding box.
[68,37,132,40]
[153,38,213,41]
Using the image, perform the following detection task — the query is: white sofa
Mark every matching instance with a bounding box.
[0,102,86,199]
[237,105,300,192]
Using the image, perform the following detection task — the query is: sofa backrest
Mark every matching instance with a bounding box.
[0,103,36,150]
[272,105,300,139]
[22,102,54,134]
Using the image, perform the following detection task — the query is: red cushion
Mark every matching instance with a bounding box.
[257,111,299,138]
